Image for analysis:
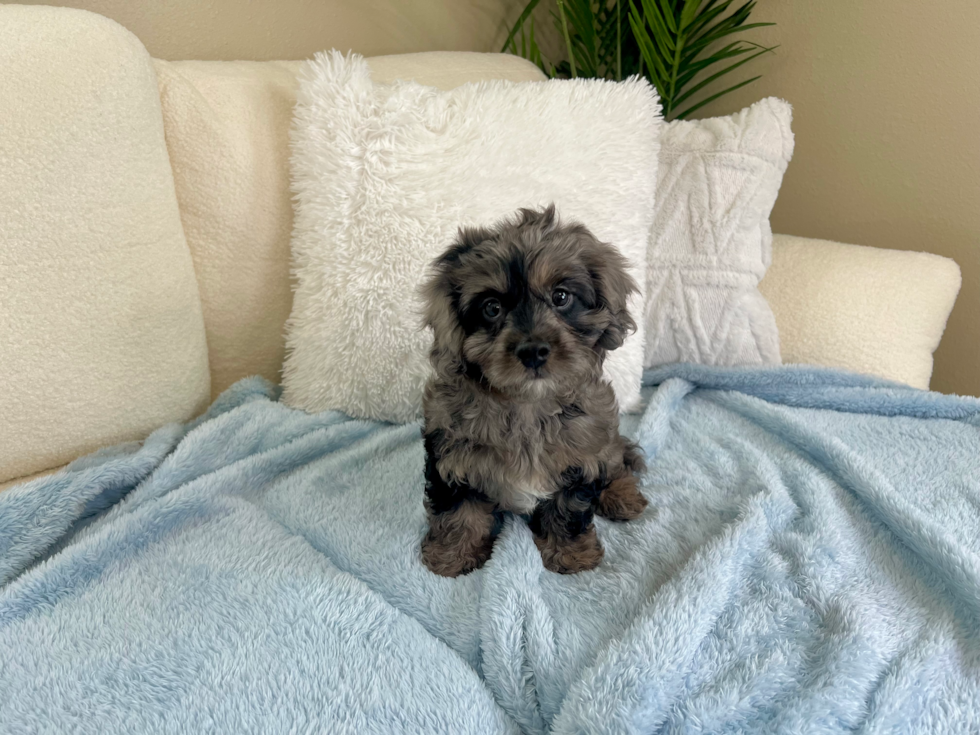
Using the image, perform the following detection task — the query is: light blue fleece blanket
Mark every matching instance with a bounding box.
[3,365,980,734]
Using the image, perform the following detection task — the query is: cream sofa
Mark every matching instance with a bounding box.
[0,5,962,489]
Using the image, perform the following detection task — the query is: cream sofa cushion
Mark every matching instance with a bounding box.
[154,52,546,398]
[0,5,210,484]
[760,234,961,389]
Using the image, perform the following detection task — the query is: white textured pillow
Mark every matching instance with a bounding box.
[760,234,962,389]
[644,97,793,367]
[284,52,661,422]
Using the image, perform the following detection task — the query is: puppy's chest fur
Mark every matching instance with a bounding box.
[477,402,572,513]
[426,381,617,514]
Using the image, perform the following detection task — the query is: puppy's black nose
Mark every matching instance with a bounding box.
[517,341,551,369]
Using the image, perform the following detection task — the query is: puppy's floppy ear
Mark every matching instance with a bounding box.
[420,225,491,352]
[581,236,638,352]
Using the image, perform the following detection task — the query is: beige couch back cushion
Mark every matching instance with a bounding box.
[0,5,210,483]
[761,235,961,390]
[154,52,545,397]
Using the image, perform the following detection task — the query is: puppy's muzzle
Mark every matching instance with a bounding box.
[516,341,551,370]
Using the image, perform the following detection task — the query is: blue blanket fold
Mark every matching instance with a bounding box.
[2,364,979,734]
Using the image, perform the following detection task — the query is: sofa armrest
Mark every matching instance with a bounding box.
[760,234,961,389]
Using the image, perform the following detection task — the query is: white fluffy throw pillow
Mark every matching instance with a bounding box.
[644,97,793,367]
[284,52,662,422]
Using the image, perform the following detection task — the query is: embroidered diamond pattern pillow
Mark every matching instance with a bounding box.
[644,97,794,367]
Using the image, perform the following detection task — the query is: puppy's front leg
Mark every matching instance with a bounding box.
[530,469,604,574]
[421,496,498,577]
[596,440,648,522]
[421,439,498,577]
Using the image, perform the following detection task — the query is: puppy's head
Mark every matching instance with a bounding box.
[422,205,637,399]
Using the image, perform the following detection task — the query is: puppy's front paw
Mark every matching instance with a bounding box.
[421,534,493,577]
[534,526,604,574]
[596,475,648,521]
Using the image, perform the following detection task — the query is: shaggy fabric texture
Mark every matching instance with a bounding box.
[154,53,545,398]
[283,52,661,422]
[3,366,980,733]
[761,234,962,389]
[0,5,210,484]
[645,97,793,368]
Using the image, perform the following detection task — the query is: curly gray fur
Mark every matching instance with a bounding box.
[419,205,647,576]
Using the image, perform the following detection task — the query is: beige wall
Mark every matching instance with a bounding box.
[12,0,978,395]
[694,1,980,397]
[9,0,524,59]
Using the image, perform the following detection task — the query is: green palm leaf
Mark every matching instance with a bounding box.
[673,75,761,119]
[500,0,543,53]
[503,0,775,120]
[671,44,775,108]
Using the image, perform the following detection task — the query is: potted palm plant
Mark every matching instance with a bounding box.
[503,0,775,120]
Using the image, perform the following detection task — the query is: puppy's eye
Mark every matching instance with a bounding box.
[482,298,502,320]
[552,289,571,307]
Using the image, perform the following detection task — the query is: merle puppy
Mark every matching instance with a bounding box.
[419,205,647,576]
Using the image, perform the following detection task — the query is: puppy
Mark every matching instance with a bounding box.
[419,205,647,577]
